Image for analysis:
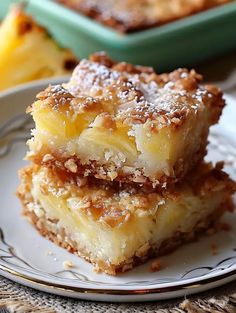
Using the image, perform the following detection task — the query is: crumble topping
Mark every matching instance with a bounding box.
[21,162,236,229]
[37,84,74,108]
[31,53,224,129]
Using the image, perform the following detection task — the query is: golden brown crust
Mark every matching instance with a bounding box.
[56,0,230,33]
[28,143,206,187]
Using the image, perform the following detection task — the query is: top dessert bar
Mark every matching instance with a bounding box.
[27,52,225,187]
[57,0,230,33]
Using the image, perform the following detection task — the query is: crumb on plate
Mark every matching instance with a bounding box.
[63,260,75,269]
[150,259,162,272]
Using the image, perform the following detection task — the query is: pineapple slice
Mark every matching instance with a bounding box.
[77,123,138,166]
[0,5,78,91]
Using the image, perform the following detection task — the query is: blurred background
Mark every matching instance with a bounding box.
[0,0,236,91]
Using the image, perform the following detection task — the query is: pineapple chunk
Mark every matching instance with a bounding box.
[0,6,78,91]
[77,124,138,166]
[33,101,95,139]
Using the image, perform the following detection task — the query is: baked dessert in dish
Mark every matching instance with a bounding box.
[27,53,225,187]
[17,162,235,275]
[57,0,231,33]
[0,6,78,91]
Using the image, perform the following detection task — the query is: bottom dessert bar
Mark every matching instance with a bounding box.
[17,163,235,275]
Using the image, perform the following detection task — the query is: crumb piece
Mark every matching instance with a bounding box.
[133,175,147,184]
[219,222,232,232]
[101,113,117,130]
[122,263,133,272]
[107,170,118,180]
[93,265,102,273]
[135,242,150,258]
[211,243,218,256]
[64,159,78,173]
[206,227,217,236]
[207,222,232,235]
[162,182,167,189]
[76,176,87,187]
[150,259,162,272]
[84,169,91,176]
[46,250,54,256]
[63,260,74,269]
[42,154,54,162]
[55,160,63,168]
[53,257,58,261]
[34,207,44,218]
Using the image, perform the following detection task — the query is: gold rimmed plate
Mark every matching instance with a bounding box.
[0,79,236,302]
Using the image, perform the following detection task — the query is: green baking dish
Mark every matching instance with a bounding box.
[1,0,236,71]
[0,0,21,19]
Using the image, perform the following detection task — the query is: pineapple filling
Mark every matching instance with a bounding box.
[30,102,209,181]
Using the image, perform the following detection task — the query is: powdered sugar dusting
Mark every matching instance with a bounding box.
[63,57,212,126]
[65,59,121,97]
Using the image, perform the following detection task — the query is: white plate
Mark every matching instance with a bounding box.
[0,79,236,302]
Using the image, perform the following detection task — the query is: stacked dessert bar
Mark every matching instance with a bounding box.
[17,52,235,275]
